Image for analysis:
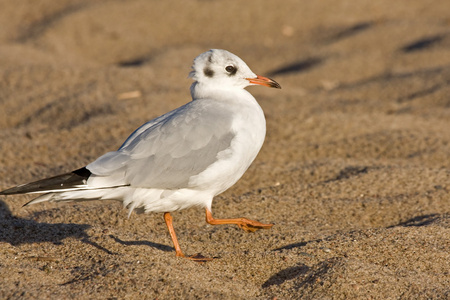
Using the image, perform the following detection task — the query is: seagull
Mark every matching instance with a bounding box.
[0,49,281,261]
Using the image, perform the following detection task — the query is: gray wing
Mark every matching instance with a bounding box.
[86,100,235,189]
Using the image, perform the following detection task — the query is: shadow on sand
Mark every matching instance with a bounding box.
[0,200,173,254]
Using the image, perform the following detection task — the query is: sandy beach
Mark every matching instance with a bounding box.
[0,1,449,298]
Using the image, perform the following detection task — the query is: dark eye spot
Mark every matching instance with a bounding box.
[225,65,237,75]
[204,67,214,78]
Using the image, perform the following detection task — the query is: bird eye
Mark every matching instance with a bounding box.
[225,65,236,73]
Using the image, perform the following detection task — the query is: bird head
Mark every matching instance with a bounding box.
[189,49,281,91]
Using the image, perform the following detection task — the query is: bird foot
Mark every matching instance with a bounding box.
[205,209,274,233]
[237,221,274,232]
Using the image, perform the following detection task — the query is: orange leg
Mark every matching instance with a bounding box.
[163,212,213,262]
[205,209,273,232]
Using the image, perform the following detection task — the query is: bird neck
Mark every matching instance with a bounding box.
[190,82,253,103]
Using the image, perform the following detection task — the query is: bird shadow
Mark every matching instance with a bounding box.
[0,199,175,255]
[0,200,113,254]
[108,234,173,252]
[0,199,89,244]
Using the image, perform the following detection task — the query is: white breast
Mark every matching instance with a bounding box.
[188,89,266,195]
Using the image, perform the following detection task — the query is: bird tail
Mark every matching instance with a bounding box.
[23,186,129,207]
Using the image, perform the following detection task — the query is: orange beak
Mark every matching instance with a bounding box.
[246,75,281,89]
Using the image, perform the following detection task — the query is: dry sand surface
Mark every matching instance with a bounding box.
[1,0,450,299]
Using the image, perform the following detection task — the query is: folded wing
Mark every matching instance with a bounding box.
[87,100,235,189]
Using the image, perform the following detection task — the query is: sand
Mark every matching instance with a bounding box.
[0,0,449,299]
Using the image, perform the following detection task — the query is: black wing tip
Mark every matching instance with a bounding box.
[0,183,28,195]
[0,167,92,196]
[73,167,92,178]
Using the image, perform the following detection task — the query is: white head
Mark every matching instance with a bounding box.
[189,49,280,98]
